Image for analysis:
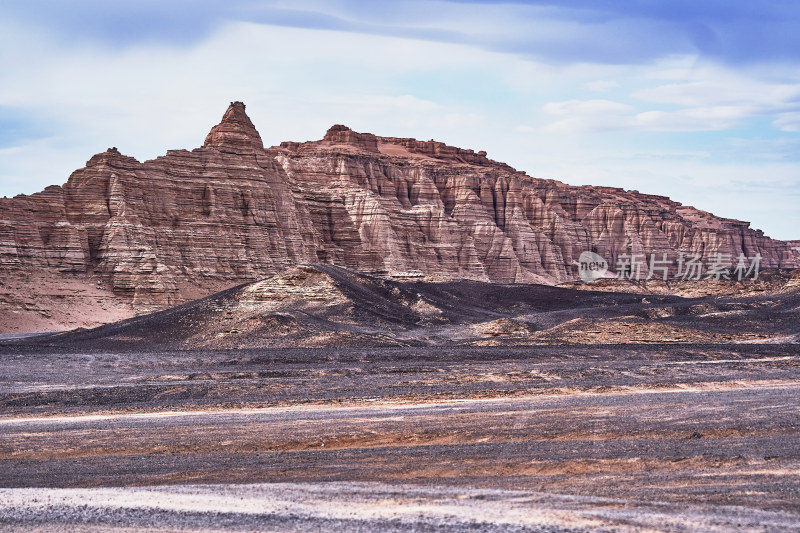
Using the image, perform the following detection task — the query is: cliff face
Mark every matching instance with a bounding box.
[1,101,798,328]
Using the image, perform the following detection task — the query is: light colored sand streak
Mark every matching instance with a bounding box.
[1,482,799,532]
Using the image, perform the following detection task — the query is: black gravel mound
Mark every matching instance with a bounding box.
[5,264,798,350]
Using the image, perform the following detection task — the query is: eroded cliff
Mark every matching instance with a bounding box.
[1,101,798,331]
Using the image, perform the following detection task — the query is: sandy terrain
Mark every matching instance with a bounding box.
[3,482,799,532]
[0,274,134,333]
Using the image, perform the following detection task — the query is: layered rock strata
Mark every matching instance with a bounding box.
[1,101,798,328]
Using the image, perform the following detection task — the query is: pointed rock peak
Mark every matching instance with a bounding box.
[203,101,264,152]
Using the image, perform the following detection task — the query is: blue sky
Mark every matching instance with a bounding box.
[1,0,799,239]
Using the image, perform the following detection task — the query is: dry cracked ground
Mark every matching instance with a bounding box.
[1,267,799,531]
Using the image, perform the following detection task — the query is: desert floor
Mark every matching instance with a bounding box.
[1,343,799,531]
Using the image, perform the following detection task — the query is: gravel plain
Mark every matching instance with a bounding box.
[1,342,800,531]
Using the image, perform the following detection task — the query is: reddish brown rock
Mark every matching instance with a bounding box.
[322,125,380,153]
[203,101,263,153]
[1,102,798,330]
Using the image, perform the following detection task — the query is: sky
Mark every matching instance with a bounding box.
[1,0,799,239]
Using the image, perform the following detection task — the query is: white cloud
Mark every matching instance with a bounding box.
[634,106,750,132]
[632,65,800,132]
[625,149,711,160]
[541,97,748,133]
[634,79,800,108]
[543,73,800,133]
[723,136,800,161]
[773,112,800,132]
[584,80,620,92]
[542,99,633,133]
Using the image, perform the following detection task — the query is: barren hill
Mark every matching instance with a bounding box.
[19,264,798,349]
[2,102,798,332]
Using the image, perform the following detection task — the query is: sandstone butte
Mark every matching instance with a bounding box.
[1,101,799,331]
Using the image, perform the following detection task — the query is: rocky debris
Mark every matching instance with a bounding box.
[1,102,799,331]
[473,318,532,338]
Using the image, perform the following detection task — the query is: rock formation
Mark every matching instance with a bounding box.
[1,101,798,330]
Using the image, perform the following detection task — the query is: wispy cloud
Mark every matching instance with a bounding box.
[635,106,749,132]
[585,80,621,92]
[543,99,634,133]
[773,112,800,133]
[6,1,800,66]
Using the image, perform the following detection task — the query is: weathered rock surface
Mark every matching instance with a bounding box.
[1,101,798,330]
[203,101,264,153]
